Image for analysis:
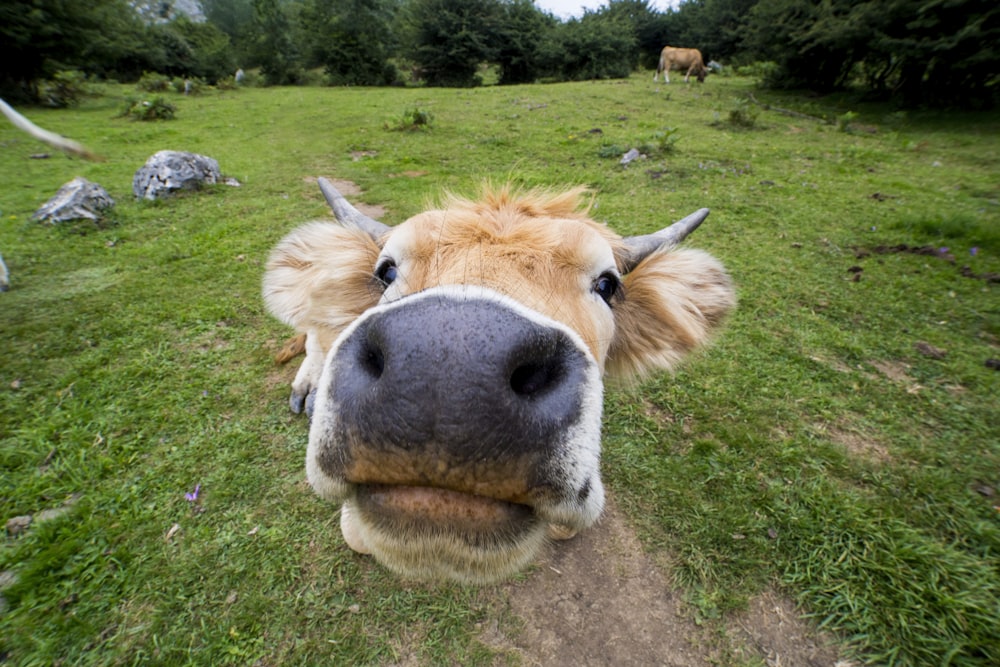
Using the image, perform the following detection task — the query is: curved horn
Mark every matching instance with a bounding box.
[317,177,391,240]
[618,208,709,273]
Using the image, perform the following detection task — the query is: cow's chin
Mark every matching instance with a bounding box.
[338,486,551,584]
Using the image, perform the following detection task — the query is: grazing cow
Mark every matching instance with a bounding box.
[263,178,735,582]
[654,46,709,84]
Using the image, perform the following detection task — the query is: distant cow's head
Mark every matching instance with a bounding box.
[263,179,735,583]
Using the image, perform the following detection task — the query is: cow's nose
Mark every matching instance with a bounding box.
[327,291,590,464]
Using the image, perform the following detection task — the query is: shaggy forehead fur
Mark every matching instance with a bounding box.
[390,185,622,272]
[381,185,625,359]
[265,183,735,386]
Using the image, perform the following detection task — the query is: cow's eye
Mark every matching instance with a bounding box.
[593,272,620,305]
[375,260,398,286]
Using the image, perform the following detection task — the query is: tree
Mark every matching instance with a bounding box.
[203,0,258,67]
[540,10,637,81]
[0,0,147,100]
[492,0,557,84]
[303,0,400,85]
[743,0,1000,106]
[404,0,502,87]
[250,0,304,85]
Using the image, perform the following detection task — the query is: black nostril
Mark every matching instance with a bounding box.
[358,334,385,380]
[510,360,562,397]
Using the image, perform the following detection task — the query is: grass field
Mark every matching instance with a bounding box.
[1,74,998,665]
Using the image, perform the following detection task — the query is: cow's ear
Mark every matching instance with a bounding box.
[263,221,382,332]
[605,248,735,381]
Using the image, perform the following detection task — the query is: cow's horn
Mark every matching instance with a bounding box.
[619,208,709,273]
[317,177,391,240]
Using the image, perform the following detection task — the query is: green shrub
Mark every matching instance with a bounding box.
[736,61,779,83]
[385,108,434,132]
[643,127,680,155]
[837,110,859,133]
[120,95,177,121]
[720,96,759,129]
[38,70,90,108]
[171,77,206,95]
[136,72,172,93]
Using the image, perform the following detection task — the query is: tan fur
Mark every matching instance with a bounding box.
[264,185,734,380]
[654,46,709,83]
[263,221,381,335]
[606,247,736,381]
[378,186,624,363]
[274,333,307,364]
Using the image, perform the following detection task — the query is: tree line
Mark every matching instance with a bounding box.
[2,0,997,108]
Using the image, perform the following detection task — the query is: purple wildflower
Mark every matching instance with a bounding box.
[185,484,201,502]
[970,247,979,256]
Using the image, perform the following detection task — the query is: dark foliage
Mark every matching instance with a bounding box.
[2,0,995,108]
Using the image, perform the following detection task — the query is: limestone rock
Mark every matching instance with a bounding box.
[133,150,238,200]
[33,177,115,223]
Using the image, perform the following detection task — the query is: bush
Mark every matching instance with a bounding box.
[385,108,434,132]
[38,70,91,108]
[120,95,177,121]
[136,72,172,93]
[643,127,680,156]
[735,61,779,83]
[171,77,206,95]
[722,97,759,129]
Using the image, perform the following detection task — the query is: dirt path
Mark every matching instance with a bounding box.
[484,500,845,667]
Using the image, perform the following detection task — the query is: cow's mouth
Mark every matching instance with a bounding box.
[355,483,538,545]
[341,483,551,582]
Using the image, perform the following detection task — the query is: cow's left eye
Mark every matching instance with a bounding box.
[375,260,398,286]
[593,272,620,305]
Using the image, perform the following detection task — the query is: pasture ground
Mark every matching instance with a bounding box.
[1,74,998,665]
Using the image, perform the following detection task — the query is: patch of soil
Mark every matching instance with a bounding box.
[493,501,707,667]
[484,502,847,667]
[729,591,845,667]
[827,425,891,463]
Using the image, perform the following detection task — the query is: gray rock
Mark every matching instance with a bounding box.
[33,177,115,223]
[133,150,238,200]
[5,515,31,536]
[620,148,642,166]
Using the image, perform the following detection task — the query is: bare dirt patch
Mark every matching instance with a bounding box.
[480,501,847,667]
[826,424,892,463]
[489,500,707,666]
[729,590,847,667]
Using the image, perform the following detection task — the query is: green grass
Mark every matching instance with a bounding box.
[1,76,998,665]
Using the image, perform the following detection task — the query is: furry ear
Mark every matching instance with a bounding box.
[262,221,382,334]
[605,248,735,382]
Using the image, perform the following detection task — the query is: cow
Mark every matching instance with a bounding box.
[654,46,709,84]
[263,178,735,583]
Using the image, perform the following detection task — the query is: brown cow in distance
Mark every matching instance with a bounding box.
[264,178,736,583]
[654,46,709,83]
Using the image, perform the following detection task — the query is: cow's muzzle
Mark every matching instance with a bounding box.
[306,286,605,582]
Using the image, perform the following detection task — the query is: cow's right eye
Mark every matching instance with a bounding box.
[375,260,398,286]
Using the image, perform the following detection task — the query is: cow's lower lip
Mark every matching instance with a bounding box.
[356,484,535,534]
